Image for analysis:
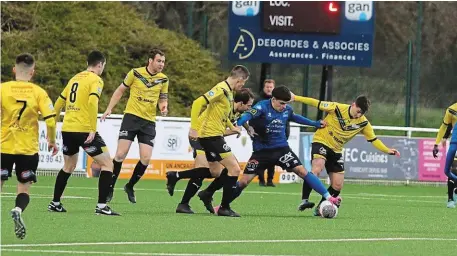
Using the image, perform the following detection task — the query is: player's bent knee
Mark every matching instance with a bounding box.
[311,159,325,174]
[331,179,344,191]
[238,179,248,188]
[63,164,76,173]
[208,162,224,177]
[330,182,343,191]
[114,153,127,162]
[115,147,130,161]
[311,166,323,175]
[292,166,307,177]
[329,173,344,190]
[209,169,221,178]
[227,166,241,176]
[94,153,114,171]
[239,175,254,188]
[139,157,150,166]
[195,155,209,168]
[221,156,241,176]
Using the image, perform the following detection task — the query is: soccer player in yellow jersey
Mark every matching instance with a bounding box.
[167,65,249,217]
[1,53,58,239]
[167,88,254,214]
[48,51,119,216]
[101,48,168,203]
[291,94,400,215]
[432,102,457,208]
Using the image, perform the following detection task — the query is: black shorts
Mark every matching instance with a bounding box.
[311,142,344,173]
[189,137,204,159]
[198,136,232,162]
[244,147,301,175]
[119,113,156,147]
[62,132,108,157]
[1,153,39,183]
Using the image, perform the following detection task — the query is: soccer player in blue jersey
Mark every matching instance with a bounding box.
[198,85,341,214]
[444,125,457,182]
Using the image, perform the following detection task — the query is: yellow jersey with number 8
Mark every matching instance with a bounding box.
[59,71,104,133]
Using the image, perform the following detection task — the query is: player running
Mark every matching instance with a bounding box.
[2,53,58,239]
[198,85,341,213]
[101,48,169,203]
[169,88,254,214]
[167,65,249,217]
[48,51,120,216]
[291,93,400,216]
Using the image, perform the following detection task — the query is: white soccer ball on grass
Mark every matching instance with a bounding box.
[319,200,338,219]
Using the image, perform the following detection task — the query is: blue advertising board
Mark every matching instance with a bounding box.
[228,1,375,67]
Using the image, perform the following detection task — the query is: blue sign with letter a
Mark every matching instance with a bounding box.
[228,1,375,67]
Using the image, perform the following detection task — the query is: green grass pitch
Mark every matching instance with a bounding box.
[2,176,457,256]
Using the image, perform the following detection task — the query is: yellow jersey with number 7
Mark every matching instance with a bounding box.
[1,81,55,155]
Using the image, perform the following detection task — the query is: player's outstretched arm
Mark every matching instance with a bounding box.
[291,94,319,108]
[290,113,325,128]
[290,93,336,113]
[236,108,259,127]
[101,83,128,121]
[362,122,400,156]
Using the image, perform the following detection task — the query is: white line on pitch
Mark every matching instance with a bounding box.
[1,192,92,199]
[3,237,457,248]
[1,249,299,256]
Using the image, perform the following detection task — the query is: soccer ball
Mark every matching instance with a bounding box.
[319,200,338,219]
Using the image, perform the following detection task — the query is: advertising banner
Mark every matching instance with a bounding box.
[299,133,446,182]
[38,121,85,170]
[87,118,301,183]
[418,139,448,182]
[343,137,419,180]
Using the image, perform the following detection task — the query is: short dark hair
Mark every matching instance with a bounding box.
[234,88,254,104]
[355,95,370,113]
[272,85,291,101]
[230,65,250,79]
[149,48,165,60]
[87,51,106,67]
[16,53,35,67]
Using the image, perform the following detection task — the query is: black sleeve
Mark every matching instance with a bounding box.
[444,124,453,139]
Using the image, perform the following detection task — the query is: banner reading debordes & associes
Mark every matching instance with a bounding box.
[299,133,448,182]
